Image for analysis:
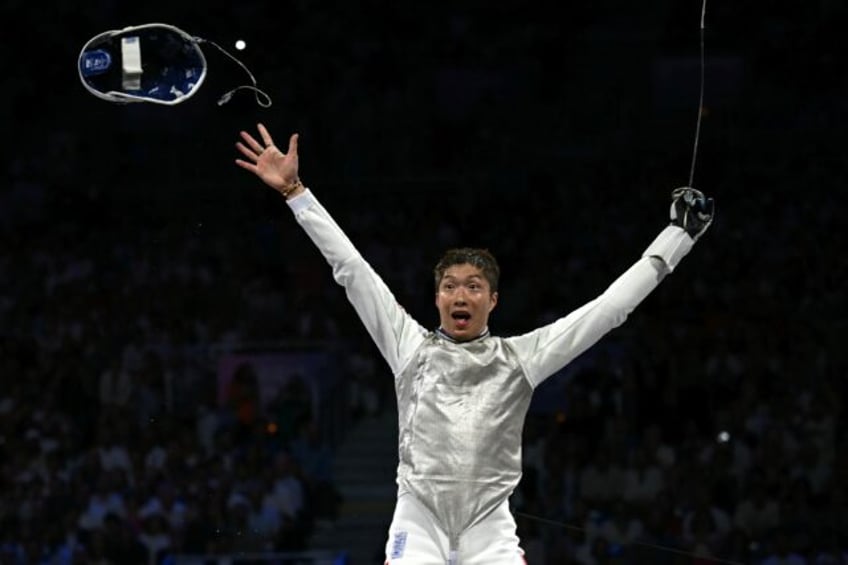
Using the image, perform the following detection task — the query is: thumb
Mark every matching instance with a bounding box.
[288,133,299,156]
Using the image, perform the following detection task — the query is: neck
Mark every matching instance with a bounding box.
[436,326,490,343]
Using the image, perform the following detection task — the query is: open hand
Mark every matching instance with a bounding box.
[235,123,300,196]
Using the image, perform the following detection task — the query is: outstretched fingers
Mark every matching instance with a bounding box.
[235,123,274,173]
[239,130,265,156]
[236,140,261,161]
[257,123,275,148]
[235,125,298,180]
[234,156,258,174]
[234,140,260,173]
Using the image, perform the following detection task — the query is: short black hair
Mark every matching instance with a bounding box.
[434,248,500,293]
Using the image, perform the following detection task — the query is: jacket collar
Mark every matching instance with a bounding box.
[435,326,490,343]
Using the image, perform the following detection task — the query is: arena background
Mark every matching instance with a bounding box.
[1,1,846,564]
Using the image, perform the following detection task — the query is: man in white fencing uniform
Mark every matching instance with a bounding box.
[234,124,714,565]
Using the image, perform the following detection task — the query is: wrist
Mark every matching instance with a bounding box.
[280,178,305,200]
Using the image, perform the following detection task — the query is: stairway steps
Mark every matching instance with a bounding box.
[310,413,400,564]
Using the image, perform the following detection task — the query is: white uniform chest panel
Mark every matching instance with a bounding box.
[396,335,534,537]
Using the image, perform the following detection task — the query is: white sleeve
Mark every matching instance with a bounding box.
[506,225,694,388]
[288,189,428,374]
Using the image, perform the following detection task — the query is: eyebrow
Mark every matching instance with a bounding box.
[441,275,484,282]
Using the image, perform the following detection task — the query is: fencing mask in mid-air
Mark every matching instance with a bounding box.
[78,22,271,107]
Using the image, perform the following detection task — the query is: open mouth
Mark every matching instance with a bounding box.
[451,311,471,328]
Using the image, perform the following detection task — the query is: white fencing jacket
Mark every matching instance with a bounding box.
[287,188,694,546]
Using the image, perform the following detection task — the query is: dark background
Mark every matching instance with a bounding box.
[2,0,846,563]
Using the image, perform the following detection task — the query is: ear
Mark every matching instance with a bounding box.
[489,291,498,312]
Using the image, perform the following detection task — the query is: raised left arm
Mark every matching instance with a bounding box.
[507,187,714,388]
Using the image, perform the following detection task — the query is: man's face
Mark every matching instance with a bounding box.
[435,263,498,341]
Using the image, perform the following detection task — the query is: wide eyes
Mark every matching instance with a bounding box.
[441,282,483,292]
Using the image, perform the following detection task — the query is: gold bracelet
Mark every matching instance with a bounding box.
[281,179,304,199]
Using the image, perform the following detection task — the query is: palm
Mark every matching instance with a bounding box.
[235,125,300,193]
[257,148,297,189]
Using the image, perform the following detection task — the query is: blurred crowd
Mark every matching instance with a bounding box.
[514,317,845,564]
[3,1,847,564]
[2,130,845,564]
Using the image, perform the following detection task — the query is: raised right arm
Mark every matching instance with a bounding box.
[235,124,427,374]
[287,189,428,373]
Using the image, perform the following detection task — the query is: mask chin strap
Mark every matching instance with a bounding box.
[194,37,273,108]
